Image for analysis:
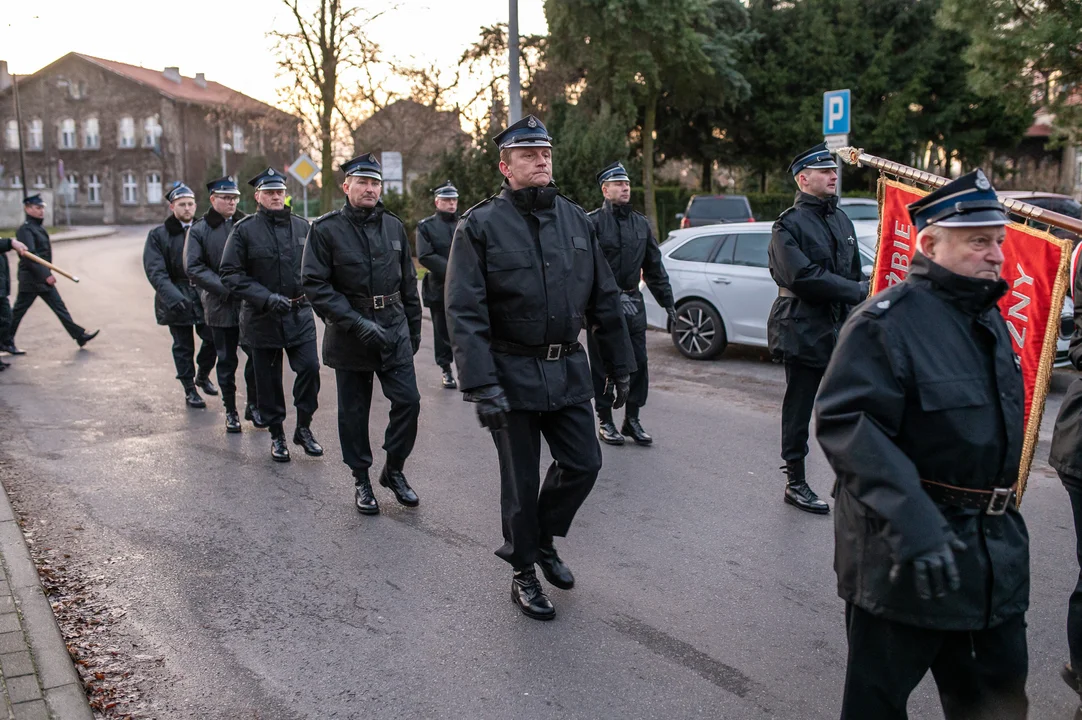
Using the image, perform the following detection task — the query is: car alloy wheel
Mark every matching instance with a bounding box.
[672,300,726,360]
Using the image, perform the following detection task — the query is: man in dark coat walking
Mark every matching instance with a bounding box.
[184,176,263,432]
[5,195,98,352]
[220,168,322,463]
[816,170,1029,719]
[302,153,423,514]
[416,180,460,390]
[586,162,675,446]
[0,234,28,369]
[446,115,634,621]
[767,143,866,514]
[144,183,217,408]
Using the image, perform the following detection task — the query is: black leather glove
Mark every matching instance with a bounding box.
[170,298,189,313]
[350,317,391,348]
[605,375,631,410]
[468,385,510,431]
[859,279,870,297]
[265,294,292,315]
[666,306,678,327]
[620,292,638,317]
[411,335,421,355]
[889,536,966,600]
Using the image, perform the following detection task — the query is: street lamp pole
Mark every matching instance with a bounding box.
[11,72,27,193]
[508,0,521,124]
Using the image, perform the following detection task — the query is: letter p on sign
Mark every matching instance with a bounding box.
[823,89,851,135]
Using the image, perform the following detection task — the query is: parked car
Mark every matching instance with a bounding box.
[675,194,755,229]
[998,190,1082,245]
[838,197,879,222]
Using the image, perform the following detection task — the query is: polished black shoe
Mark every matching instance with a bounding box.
[511,568,555,621]
[379,466,419,506]
[621,417,653,446]
[224,410,242,434]
[184,387,206,409]
[270,434,291,463]
[598,420,625,446]
[440,366,457,389]
[196,374,219,396]
[76,330,99,348]
[537,545,575,590]
[244,403,269,429]
[784,480,829,514]
[293,426,324,456]
[0,344,24,355]
[354,472,380,515]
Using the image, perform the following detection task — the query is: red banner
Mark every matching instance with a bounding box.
[872,178,1070,494]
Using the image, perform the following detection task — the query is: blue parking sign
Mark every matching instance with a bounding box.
[823,89,851,135]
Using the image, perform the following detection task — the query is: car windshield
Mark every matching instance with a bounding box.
[688,197,750,220]
[842,203,879,221]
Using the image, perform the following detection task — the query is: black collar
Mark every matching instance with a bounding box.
[343,200,384,225]
[164,214,186,235]
[25,215,43,226]
[258,207,292,225]
[205,208,226,229]
[794,191,838,217]
[604,199,633,219]
[437,210,459,223]
[501,181,558,215]
[908,253,1008,317]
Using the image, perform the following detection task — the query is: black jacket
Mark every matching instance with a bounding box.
[416,211,457,306]
[0,236,13,298]
[143,215,203,327]
[767,193,865,367]
[816,253,1028,631]
[184,209,246,328]
[219,207,315,350]
[587,200,674,333]
[445,183,634,411]
[1049,261,1082,488]
[302,201,421,372]
[15,216,54,294]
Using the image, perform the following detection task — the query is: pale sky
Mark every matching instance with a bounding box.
[0,0,549,107]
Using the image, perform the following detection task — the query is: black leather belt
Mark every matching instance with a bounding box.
[491,340,582,361]
[354,291,401,309]
[288,296,309,308]
[778,287,797,298]
[921,479,1016,515]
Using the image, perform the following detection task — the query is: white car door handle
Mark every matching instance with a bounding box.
[711,277,732,284]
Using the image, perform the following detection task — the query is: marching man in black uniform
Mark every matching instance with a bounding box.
[143,183,217,408]
[816,170,1029,719]
[767,143,866,514]
[302,153,422,514]
[0,234,28,369]
[416,181,460,390]
[5,195,98,352]
[587,162,675,446]
[184,176,263,432]
[220,168,322,463]
[445,116,634,620]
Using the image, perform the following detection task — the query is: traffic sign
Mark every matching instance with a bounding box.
[287,153,320,186]
[381,151,404,194]
[823,89,851,136]
[824,134,849,151]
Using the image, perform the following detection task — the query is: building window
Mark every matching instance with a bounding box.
[62,173,78,203]
[231,124,246,154]
[4,120,18,150]
[121,171,137,205]
[27,119,43,150]
[143,116,162,149]
[32,174,46,189]
[118,117,135,148]
[58,118,76,149]
[83,117,99,149]
[11,175,22,189]
[86,173,101,205]
[146,172,163,204]
[68,81,88,100]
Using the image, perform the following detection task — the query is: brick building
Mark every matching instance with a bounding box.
[0,54,302,224]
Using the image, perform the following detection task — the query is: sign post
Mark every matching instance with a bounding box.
[287,152,320,218]
[823,89,851,196]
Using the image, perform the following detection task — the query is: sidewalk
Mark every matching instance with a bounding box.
[0,487,92,719]
[49,227,117,243]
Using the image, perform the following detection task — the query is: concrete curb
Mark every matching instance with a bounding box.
[49,227,118,244]
[0,486,93,719]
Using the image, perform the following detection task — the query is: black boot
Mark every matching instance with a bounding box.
[597,408,625,446]
[353,469,379,515]
[782,461,828,515]
[621,405,653,446]
[379,460,419,507]
[196,372,218,396]
[537,542,575,590]
[440,365,457,390]
[270,425,291,463]
[511,567,555,621]
[293,426,324,456]
[184,386,206,409]
[244,403,268,429]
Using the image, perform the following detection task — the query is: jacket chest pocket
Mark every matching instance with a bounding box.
[917,377,991,412]
[333,251,369,294]
[248,245,277,271]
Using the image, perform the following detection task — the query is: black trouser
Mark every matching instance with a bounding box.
[210,326,256,411]
[841,604,1028,720]
[781,362,826,463]
[8,288,85,344]
[429,304,453,369]
[0,296,11,348]
[335,364,420,474]
[492,401,602,568]
[168,324,216,389]
[1064,478,1082,671]
[250,341,320,431]
[588,322,649,415]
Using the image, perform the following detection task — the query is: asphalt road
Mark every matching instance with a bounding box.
[0,227,1080,719]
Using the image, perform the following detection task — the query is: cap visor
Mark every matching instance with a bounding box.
[346,171,382,181]
[256,182,288,191]
[501,140,552,149]
[932,209,1011,228]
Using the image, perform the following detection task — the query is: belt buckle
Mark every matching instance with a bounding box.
[545,343,563,361]
[986,487,1013,515]
[373,295,385,310]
